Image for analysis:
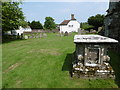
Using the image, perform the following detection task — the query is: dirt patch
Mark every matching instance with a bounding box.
[40,49,60,56]
[27,49,60,56]
[15,80,22,87]
[4,62,22,73]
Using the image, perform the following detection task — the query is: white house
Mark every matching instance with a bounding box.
[59,14,80,33]
[11,26,32,35]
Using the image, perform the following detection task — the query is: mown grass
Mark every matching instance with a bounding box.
[2,33,119,88]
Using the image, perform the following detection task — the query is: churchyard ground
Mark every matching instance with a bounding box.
[2,33,119,88]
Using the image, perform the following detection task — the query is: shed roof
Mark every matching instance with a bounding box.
[74,35,118,43]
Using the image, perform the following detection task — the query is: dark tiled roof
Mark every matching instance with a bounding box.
[60,20,70,25]
[71,18,76,20]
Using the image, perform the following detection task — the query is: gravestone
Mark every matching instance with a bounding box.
[78,28,81,34]
[43,33,47,37]
[68,32,72,36]
[40,33,42,38]
[72,35,118,78]
[29,35,33,39]
[90,29,96,33]
[27,35,29,39]
[64,31,68,36]
[60,31,64,36]
[36,34,39,38]
[98,27,103,32]
[32,34,35,38]
[81,30,85,35]
[24,35,28,39]
[60,34,64,37]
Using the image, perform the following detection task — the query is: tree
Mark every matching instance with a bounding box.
[88,14,105,30]
[44,17,56,30]
[29,21,43,29]
[27,21,31,26]
[2,2,27,33]
[19,20,28,28]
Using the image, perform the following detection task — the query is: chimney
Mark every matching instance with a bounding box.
[71,14,76,20]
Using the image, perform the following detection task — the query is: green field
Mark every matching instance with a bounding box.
[2,33,119,88]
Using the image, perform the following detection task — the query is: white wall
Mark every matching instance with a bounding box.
[12,26,32,35]
[60,25,69,33]
[12,29,23,35]
[60,20,80,33]
[23,27,32,32]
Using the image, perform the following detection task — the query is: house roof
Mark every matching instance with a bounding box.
[60,14,78,25]
[60,20,70,25]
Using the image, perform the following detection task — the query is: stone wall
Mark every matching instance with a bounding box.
[104,1,120,54]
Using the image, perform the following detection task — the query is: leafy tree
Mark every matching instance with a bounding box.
[2,2,27,33]
[19,20,28,28]
[27,21,31,26]
[88,14,105,30]
[29,21,43,29]
[44,17,56,30]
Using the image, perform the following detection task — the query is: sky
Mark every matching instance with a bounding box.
[19,2,109,24]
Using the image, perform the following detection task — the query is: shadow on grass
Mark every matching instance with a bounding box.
[2,36,26,44]
[109,50,120,88]
[62,52,76,77]
[62,53,73,71]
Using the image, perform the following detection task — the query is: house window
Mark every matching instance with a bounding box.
[69,25,73,27]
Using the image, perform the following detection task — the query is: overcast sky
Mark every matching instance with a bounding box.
[20,2,109,24]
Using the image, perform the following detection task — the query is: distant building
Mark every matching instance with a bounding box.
[11,26,32,35]
[59,14,80,33]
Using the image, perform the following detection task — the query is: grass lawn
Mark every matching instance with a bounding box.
[2,33,119,88]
